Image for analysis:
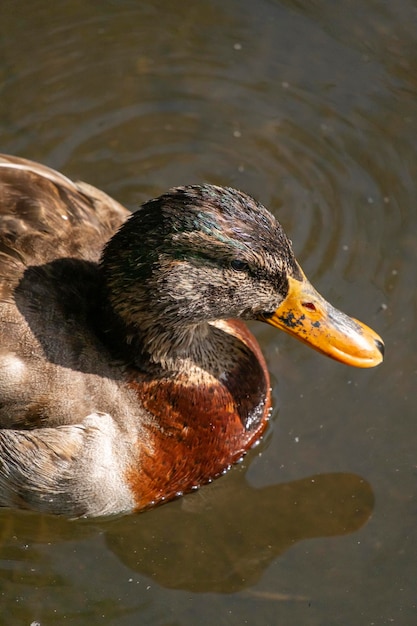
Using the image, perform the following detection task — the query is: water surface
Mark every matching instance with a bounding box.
[0,1,416,624]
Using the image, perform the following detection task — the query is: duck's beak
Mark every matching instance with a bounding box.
[258,271,384,368]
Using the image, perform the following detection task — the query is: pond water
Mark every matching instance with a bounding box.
[0,0,416,624]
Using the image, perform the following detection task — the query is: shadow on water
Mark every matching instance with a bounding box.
[0,470,373,593]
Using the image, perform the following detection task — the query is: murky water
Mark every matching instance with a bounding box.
[0,0,416,624]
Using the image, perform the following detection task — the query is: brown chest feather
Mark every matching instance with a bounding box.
[126,323,271,510]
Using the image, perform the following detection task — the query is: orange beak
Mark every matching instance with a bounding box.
[258,271,384,368]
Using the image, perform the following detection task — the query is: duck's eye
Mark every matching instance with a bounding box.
[230,259,250,272]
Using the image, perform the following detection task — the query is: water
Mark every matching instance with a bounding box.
[0,0,416,623]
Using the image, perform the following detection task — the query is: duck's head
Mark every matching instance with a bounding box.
[101,185,384,368]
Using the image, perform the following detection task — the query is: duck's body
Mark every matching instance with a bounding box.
[0,155,383,517]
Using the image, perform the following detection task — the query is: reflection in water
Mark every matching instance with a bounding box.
[106,472,374,593]
[0,471,373,594]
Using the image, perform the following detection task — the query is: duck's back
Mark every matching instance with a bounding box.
[0,156,155,515]
[0,154,128,266]
[0,155,135,430]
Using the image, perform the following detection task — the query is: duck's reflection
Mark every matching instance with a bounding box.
[0,471,373,594]
[106,470,374,592]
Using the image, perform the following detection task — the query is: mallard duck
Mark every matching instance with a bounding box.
[0,154,384,517]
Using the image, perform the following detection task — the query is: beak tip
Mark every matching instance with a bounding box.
[375,338,385,360]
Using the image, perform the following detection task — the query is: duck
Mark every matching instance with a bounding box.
[0,154,384,518]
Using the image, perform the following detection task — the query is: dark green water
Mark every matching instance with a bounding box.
[0,0,416,624]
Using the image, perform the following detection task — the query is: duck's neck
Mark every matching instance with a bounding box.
[98,291,224,375]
